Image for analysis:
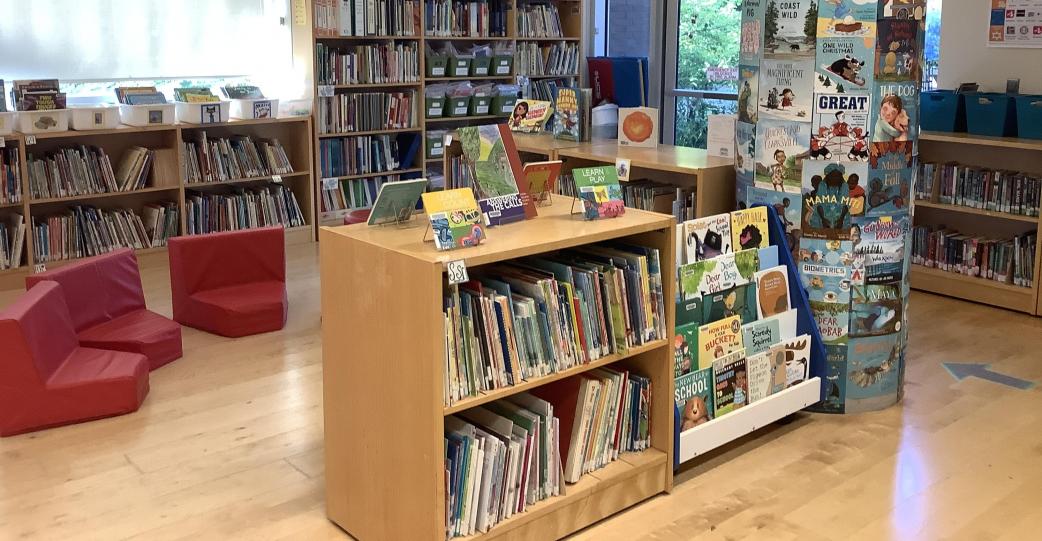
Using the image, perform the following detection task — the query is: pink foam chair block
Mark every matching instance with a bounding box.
[26,249,183,370]
[0,282,149,437]
[168,227,288,338]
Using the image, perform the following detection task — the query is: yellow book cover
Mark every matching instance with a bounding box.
[697,315,744,370]
[421,188,486,251]
[730,206,769,251]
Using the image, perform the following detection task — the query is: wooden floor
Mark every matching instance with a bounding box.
[2,244,1042,540]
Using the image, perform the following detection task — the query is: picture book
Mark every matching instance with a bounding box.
[811,93,871,162]
[738,65,759,124]
[852,214,908,285]
[874,19,920,83]
[821,345,848,413]
[754,119,809,194]
[754,265,791,318]
[740,0,765,63]
[736,121,757,186]
[572,166,624,220]
[677,296,703,327]
[683,213,732,263]
[675,323,698,378]
[421,188,485,251]
[220,84,265,99]
[762,0,817,58]
[522,161,561,202]
[679,248,759,299]
[809,300,850,345]
[799,238,853,304]
[713,349,748,417]
[769,343,789,393]
[697,315,744,370]
[742,308,797,355]
[872,82,918,143]
[866,143,913,217]
[676,367,715,430]
[878,0,926,20]
[757,58,814,121]
[846,334,901,412]
[746,349,775,403]
[115,86,168,105]
[173,87,219,103]
[850,283,902,337]
[508,99,553,133]
[618,107,659,148]
[458,124,529,225]
[781,334,811,388]
[731,206,770,251]
[552,86,582,141]
[743,185,803,256]
[802,161,867,240]
[757,245,780,271]
[367,178,428,225]
[702,283,758,326]
[818,0,878,36]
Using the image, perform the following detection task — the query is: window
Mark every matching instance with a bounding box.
[923,0,942,90]
[0,0,300,98]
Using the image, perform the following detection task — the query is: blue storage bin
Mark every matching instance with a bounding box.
[920,90,965,132]
[964,93,1017,137]
[1015,95,1042,140]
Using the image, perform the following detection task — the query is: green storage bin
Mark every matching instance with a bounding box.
[469,96,492,116]
[449,56,472,78]
[426,132,446,159]
[426,54,449,78]
[470,57,492,77]
[492,55,513,76]
[492,95,518,117]
[425,96,446,118]
[447,96,471,117]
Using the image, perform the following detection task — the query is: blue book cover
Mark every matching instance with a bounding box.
[799,237,854,305]
[610,57,648,107]
[846,333,902,412]
[801,160,865,240]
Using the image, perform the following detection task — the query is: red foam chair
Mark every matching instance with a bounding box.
[168,227,288,338]
[0,281,150,437]
[25,248,183,370]
[344,209,371,225]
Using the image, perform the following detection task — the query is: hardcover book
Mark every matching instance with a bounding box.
[762,0,817,58]
[781,334,812,388]
[799,238,854,304]
[712,349,748,417]
[702,284,758,326]
[811,93,871,162]
[754,265,791,318]
[850,283,902,337]
[552,86,581,141]
[757,58,814,121]
[618,107,659,148]
[221,84,265,99]
[802,161,867,240]
[522,160,561,202]
[508,99,553,133]
[741,309,797,355]
[683,213,732,263]
[736,121,757,186]
[572,166,624,220]
[675,323,698,378]
[367,179,428,225]
[745,348,776,404]
[738,65,759,124]
[458,124,530,225]
[679,248,759,299]
[754,119,809,194]
[421,188,485,251]
[846,333,901,411]
[731,206,769,251]
[697,315,744,370]
[676,367,715,431]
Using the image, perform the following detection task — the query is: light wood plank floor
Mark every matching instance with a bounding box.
[2,244,1041,540]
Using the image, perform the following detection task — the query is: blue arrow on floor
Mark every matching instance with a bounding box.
[943,363,1035,390]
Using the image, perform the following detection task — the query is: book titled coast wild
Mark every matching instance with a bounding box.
[421,188,485,251]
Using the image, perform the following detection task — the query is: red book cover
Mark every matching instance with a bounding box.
[530,376,584,477]
[587,57,615,106]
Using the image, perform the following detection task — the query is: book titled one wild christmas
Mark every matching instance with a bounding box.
[731,206,770,251]
[683,213,732,263]
[572,166,624,220]
[421,188,485,251]
[757,58,814,121]
[755,119,809,194]
[713,349,749,417]
[676,367,714,431]
[698,315,744,370]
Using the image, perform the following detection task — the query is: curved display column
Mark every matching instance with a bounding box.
[736,0,925,413]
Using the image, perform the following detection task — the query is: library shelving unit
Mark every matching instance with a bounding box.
[320,200,674,541]
[913,131,1042,315]
[0,116,314,290]
[310,0,586,226]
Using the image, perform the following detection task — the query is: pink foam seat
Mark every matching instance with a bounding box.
[25,248,182,370]
[168,227,288,338]
[1,281,150,437]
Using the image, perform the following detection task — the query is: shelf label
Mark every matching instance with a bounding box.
[322,177,339,189]
[453,106,468,115]
[318,85,335,97]
[34,263,46,273]
[496,65,510,75]
[428,107,442,116]
[272,174,283,183]
[25,135,37,145]
[443,133,453,146]
[475,105,489,115]
[446,259,469,285]
[431,67,446,77]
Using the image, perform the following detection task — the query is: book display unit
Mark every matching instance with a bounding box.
[912,132,1042,315]
[320,201,674,541]
[0,116,314,290]
[310,0,585,226]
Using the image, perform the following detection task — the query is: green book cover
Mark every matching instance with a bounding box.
[368,179,427,225]
[674,323,698,378]
[572,166,625,220]
[702,283,758,326]
[676,366,714,431]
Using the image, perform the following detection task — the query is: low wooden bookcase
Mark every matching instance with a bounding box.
[319,200,676,540]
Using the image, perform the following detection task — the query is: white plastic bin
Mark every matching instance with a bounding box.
[17,109,70,134]
[0,112,16,136]
[175,101,231,124]
[119,104,176,127]
[70,105,121,131]
[278,98,313,118]
[230,98,280,120]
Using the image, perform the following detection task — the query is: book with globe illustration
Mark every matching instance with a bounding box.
[618,107,659,148]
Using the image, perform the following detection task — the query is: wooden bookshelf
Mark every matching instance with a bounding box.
[309,0,587,224]
[914,133,1042,315]
[320,200,675,541]
[0,116,315,289]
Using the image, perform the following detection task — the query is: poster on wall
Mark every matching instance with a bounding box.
[988,0,1042,48]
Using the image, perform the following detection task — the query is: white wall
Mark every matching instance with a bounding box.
[938,0,1042,93]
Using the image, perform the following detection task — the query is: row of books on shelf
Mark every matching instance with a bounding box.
[313,0,421,38]
[527,77,577,102]
[318,134,419,178]
[0,214,26,270]
[315,42,420,86]
[2,147,21,204]
[6,79,65,111]
[320,174,416,213]
[515,42,578,77]
[32,203,178,263]
[445,372,651,538]
[27,146,155,200]
[910,225,1036,288]
[181,133,293,184]
[619,181,697,225]
[515,2,565,38]
[185,185,305,235]
[442,243,667,406]
[917,161,1041,217]
[317,91,417,134]
[425,0,509,37]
